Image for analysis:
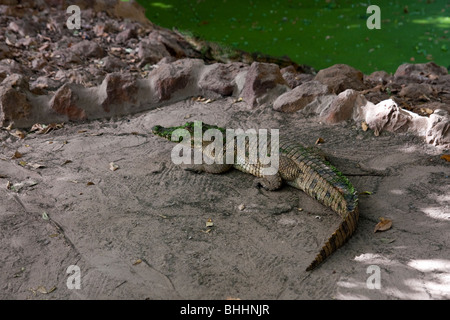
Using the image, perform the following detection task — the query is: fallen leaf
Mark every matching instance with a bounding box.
[30,163,46,169]
[86,181,95,186]
[6,181,11,189]
[133,259,142,265]
[109,162,119,171]
[374,217,393,233]
[18,160,27,167]
[36,286,56,294]
[361,121,368,132]
[380,238,396,244]
[206,218,214,227]
[440,154,450,162]
[315,137,325,145]
[78,129,87,133]
[13,130,26,139]
[12,151,22,159]
[42,212,49,220]
[360,191,372,195]
[62,160,72,165]
[36,286,48,294]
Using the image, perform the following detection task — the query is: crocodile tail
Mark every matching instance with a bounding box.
[306,204,359,271]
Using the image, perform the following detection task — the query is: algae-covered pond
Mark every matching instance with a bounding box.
[138,0,450,74]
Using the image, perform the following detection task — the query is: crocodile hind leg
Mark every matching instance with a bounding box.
[253,174,283,191]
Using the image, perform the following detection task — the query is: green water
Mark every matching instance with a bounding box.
[137,0,450,74]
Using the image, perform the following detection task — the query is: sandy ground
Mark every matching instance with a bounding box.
[0,97,449,300]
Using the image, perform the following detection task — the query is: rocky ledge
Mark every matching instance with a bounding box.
[0,0,449,148]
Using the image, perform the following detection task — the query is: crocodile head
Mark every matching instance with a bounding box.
[152,121,226,143]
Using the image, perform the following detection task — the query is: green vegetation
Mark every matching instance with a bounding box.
[137,0,450,74]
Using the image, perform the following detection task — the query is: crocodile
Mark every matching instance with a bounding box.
[152,121,359,271]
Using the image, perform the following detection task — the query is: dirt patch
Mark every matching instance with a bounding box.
[1,98,449,299]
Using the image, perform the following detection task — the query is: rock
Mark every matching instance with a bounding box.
[0,43,12,59]
[417,102,450,114]
[69,40,106,59]
[280,65,314,89]
[399,83,433,100]
[314,64,365,93]
[52,49,82,66]
[394,62,448,81]
[426,109,450,147]
[31,58,48,70]
[0,74,32,127]
[198,62,247,97]
[116,28,137,43]
[30,76,61,92]
[0,59,32,78]
[149,58,204,101]
[148,29,201,59]
[364,71,392,85]
[8,20,37,37]
[364,99,413,134]
[323,89,368,123]
[138,39,171,67]
[361,99,450,148]
[50,83,87,121]
[273,80,331,113]
[101,56,127,72]
[100,72,138,113]
[241,62,289,108]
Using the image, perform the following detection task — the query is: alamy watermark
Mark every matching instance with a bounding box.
[66,265,81,289]
[367,5,381,29]
[366,265,381,289]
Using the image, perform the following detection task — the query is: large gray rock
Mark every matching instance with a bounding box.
[314,64,365,93]
[149,58,204,101]
[198,62,247,97]
[69,40,106,59]
[322,89,368,123]
[0,74,32,127]
[241,62,289,108]
[273,80,331,113]
[394,62,448,81]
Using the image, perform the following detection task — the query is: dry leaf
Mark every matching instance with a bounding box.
[12,151,22,159]
[86,181,95,186]
[18,160,27,167]
[374,217,393,233]
[440,154,450,162]
[109,162,119,171]
[315,137,325,145]
[13,130,26,139]
[36,286,48,294]
[133,259,142,265]
[30,163,46,169]
[361,121,368,132]
[206,218,214,227]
